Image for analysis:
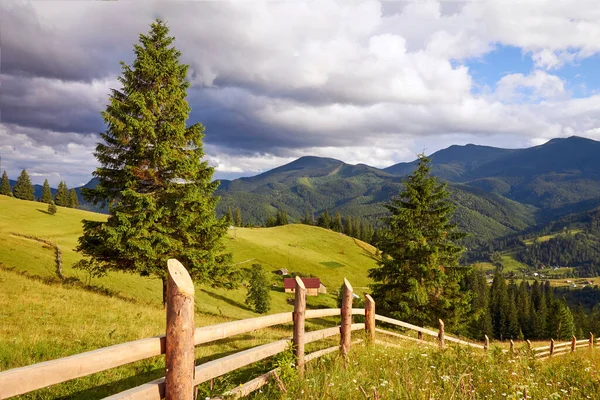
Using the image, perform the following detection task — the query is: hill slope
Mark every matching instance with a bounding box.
[0,195,376,317]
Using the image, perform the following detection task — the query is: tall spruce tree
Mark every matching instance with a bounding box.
[54,181,69,206]
[77,20,234,305]
[1,171,11,196]
[13,170,35,200]
[369,155,470,330]
[69,189,79,209]
[317,209,330,229]
[41,179,53,203]
[332,211,343,232]
[234,208,242,227]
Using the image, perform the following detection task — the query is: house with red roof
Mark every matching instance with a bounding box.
[283,277,327,296]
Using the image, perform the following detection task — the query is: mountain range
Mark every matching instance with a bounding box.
[13,136,600,245]
[215,136,600,243]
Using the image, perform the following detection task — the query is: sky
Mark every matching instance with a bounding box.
[1,0,600,187]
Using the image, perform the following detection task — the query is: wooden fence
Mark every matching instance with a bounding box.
[0,258,596,399]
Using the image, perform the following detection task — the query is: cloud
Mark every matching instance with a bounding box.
[495,70,567,102]
[2,0,600,186]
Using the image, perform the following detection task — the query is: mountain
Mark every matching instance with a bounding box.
[383,144,517,181]
[384,136,600,209]
[10,135,600,245]
[215,156,537,244]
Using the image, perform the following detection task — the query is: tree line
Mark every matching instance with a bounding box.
[1,170,79,209]
[466,267,600,341]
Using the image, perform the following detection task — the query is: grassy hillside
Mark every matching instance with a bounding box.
[0,196,377,318]
[0,195,378,397]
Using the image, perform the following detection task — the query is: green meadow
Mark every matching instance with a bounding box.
[0,195,378,398]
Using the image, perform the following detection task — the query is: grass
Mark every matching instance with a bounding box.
[0,267,316,399]
[0,195,377,398]
[252,339,600,399]
[0,196,378,319]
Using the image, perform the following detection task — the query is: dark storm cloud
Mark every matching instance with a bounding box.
[0,74,106,136]
[0,2,121,82]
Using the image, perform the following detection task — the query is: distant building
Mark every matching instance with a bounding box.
[284,277,326,296]
[275,268,289,275]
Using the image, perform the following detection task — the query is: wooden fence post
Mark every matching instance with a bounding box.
[364,294,375,344]
[550,339,555,356]
[510,339,514,354]
[484,335,489,351]
[571,336,576,353]
[293,277,307,376]
[438,319,445,349]
[165,259,195,400]
[340,278,353,358]
[418,331,423,341]
[590,332,594,349]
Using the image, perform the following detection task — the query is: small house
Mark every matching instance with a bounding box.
[284,278,326,296]
[275,268,289,275]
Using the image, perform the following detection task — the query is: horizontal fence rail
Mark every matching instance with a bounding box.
[1,259,596,400]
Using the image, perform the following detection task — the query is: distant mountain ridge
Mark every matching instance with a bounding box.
[214,136,600,243]
[10,135,600,243]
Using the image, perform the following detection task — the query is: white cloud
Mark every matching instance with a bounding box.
[495,70,567,102]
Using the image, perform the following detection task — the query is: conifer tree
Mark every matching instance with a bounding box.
[54,181,69,206]
[369,155,470,330]
[226,206,234,225]
[466,268,493,339]
[275,209,288,225]
[344,216,353,237]
[234,208,242,227]
[41,179,53,203]
[77,20,234,305]
[13,170,35,200]
[69,189,79,209]
[245,264,271,314]
[1,171,11,196]
[301,209,312,225]
[556,301,575,340]
[353,218,361,240]
[48,201,57,215]
[332,212,343,232]
[317,209,330,229]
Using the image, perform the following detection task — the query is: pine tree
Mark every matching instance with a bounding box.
[13,170,35,201]
[77,20,234,305]
[332,212,343,232]
[353,218,361,240]
[490,268,509,340]
[301,209,312,225]
[466,268,493,339]
[317,210,330,229]
[234,208,242,227]
[69,189,79,209]
[54,181,69,206]
[226,206,234,225]
[556,301,575,340]
[41,179,53,203]
[1,171,11,196]
[275,209,288,226]
[369,155,470,330]
[345,216,353,237]
[245,264,271,314]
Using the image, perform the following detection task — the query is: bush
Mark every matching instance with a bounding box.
[48,202,57,215]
